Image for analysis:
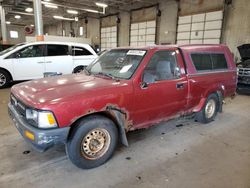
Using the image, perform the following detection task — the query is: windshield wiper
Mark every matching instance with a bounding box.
[84,68,91,75]
[95,72,118,80]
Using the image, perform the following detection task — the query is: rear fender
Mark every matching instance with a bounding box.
[193,85,225,113]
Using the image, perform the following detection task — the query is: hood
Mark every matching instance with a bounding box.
[11,73,128,108]
[238,44,250,61]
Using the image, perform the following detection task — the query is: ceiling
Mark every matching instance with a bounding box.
[2,0,158,26]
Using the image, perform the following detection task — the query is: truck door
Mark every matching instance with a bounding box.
[132,50,188,128]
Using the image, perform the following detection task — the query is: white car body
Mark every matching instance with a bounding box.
[0,41,97,81]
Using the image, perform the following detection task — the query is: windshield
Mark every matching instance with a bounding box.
[87,49,147,79]
[0,43,25,56]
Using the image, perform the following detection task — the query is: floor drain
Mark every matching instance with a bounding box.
[23,150,30,155]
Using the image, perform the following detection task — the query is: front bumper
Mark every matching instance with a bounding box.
[8,103,70,152]
[237,83,250,94]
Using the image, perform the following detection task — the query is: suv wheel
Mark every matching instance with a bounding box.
[66,115,118,169]
[0,70,11,89]
[195,93,219,124]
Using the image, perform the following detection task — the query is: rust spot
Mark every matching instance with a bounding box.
[103,104,133,131]
[86,109,96,114]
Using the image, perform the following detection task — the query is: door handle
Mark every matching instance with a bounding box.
[45,61,52,63]
[176,82,185,89]
[37,61,44,64]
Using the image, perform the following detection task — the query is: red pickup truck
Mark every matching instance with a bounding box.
[9,44,237,169]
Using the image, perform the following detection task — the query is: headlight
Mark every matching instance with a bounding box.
[26,109,58,128]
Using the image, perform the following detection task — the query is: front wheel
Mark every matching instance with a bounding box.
[66,115,118,169]
[0,70,11,89]
[195,93,219,124]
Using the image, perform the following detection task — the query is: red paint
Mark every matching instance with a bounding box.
[11,44,237,129]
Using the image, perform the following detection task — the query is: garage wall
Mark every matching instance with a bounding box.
[101,15,118,50]
[44,21,86,37]
[118,12,130,47]
[0,25,32,44]
[130,6,157,47]
[158,0,178,44]
[44,18,99,45]
[179,0,224,16]
[222,0,250,60]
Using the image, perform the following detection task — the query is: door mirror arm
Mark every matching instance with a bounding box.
[140,81,148,89]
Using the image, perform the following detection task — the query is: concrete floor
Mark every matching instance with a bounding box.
[0,88,250,188]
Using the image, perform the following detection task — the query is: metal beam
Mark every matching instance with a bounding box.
[0,5,7,44]
[33,0,44,40]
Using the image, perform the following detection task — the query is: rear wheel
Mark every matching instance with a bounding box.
[0,70,11,89]
[66,115,118,169]
[195,93,219,124]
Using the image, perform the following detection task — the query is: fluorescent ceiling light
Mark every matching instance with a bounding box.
[15,15,21,19]
[53,15,75,21]
[67,10,78,14]
[43,0,50,1]
[6,21,11,24]
[44,3,58,9]
[83,9,99,13]
[25,7,33,12]
[30,24,34,27]
[95,2,108,8]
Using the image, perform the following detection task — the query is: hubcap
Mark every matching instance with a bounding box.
[0,73,6,87]
[81,128,111,160]
[205,99,216,119]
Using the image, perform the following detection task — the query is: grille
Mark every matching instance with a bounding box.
[238,68,250,77]
[10,94,26,116]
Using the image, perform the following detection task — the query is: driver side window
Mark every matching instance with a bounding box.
[143,50,179,83]
[16,45,44,58]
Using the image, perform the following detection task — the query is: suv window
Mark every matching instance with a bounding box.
[47,45,69,56]
[143,50,179,83]
[72,46,92,56]
[191,53,228,71]
[16,45,44,58]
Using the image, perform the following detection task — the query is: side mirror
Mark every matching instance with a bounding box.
[140,81,148,89]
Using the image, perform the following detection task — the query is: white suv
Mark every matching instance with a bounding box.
[0,41,98,88]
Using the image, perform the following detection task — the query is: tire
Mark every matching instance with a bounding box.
[0,69,11,89]
[66,115,118,169]
[73,66,86,74]
[195,93,219,124]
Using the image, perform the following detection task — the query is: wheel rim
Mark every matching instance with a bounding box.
[81,128,111,160]
[0,73,6,87]
[205,99,216,119]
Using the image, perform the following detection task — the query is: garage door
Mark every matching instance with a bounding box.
[130,20,156,47]
[101,26,117,50]
[177,10,223,45]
